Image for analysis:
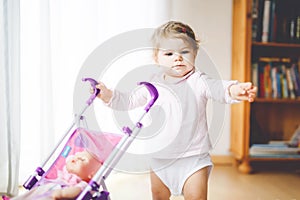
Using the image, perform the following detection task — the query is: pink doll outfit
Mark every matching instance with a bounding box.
[11,168,88,200]
[53,166,87,188]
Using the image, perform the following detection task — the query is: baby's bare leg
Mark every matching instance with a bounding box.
[182,166,209,200]
[150,171,171,200]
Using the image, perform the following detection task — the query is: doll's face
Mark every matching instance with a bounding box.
[154,38,196,78]
[66,150,102,182]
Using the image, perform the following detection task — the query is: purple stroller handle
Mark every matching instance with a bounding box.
[138,82,159,112]
[82,78,158,110]
[82,78,100,105]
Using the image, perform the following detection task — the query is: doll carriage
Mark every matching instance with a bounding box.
[9,78,158,200]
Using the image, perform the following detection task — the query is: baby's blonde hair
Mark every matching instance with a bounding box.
[151,21,200,57]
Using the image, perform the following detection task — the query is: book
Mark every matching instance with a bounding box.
[286,68,296,99]
[256,58,299,99]
[290,64,300,98]
[296,16,300,43]
[268,0,277,42]
[268,125,300,147]
[252,0,259,40]
[289,125,300,147]
[250,153,300,159]
[250,143,300,155]
[252,62,259,94]
[290,17,296,42]
[263,63,272,98]
[280,65,289,98]
[258,63,265,97]
[252,0,265,41]
[261,0,271,42]
[288,1,300,43]
[271,66,278,98]
[275,1,289,42]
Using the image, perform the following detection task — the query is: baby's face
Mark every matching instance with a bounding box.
[66,150,101,182]
[155,38,196,78]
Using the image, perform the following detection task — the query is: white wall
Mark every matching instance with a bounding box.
[171,0,233,155]
[19,3,234,182]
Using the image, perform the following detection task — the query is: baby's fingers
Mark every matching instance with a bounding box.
[90,87,95,94]
[95,82,106,90]
[239,82,253,91]
[246,86,257,102]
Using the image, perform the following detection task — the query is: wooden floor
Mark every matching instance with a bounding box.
[6,164,300,200]
[105,164,300,200]
[207,164,300,200]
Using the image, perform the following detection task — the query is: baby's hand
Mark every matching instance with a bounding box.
[92,82,113,103]
[229,82,257,102]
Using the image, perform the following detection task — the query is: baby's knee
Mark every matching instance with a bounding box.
[184,193,207,200]
[151,186,171,200]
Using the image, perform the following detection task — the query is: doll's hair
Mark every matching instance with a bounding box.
[151,21,200,57]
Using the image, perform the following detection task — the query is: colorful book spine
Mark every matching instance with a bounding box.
[261,0,271,42]
[252,62,259,95]
[268,0,277,42]
[280,65,288,98]
[286,68,296,99]
[252,0,265,42]
[271,66,278,98]
[264,63,272,98]
[290,64,300,98]
[258,63,265,97]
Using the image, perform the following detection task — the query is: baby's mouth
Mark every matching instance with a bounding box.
[172,65,185,69]
[173,63,184,66]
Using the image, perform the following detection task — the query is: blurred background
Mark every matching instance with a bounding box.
[1,0,234,198]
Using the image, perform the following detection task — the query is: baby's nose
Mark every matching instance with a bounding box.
[66,155,75,163]
[174,53,183,61]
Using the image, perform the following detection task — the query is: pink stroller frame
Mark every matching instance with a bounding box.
[19,78,158,200]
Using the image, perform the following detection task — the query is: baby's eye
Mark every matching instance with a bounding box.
[164,52,173,56]
[76,156,86,161]
[80,158,87,162]
[181,50,190,54]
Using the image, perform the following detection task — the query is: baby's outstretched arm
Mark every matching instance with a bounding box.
[229,82,257,102]
[51,186,82,200]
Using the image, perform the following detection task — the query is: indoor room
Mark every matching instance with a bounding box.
[1,0,300,199]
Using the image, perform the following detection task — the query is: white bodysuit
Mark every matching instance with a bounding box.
[107,69,239,195]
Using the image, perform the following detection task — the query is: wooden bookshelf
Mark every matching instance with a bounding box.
[252,42,300,48]
[231,0,300,173]
[254,98,300,103]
